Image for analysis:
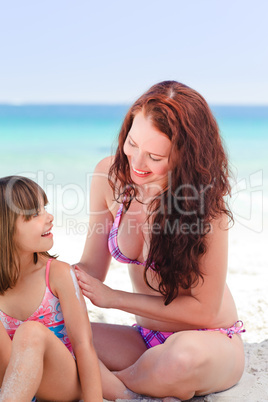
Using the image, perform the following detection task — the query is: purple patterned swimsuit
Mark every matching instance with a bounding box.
[108,202,245,349]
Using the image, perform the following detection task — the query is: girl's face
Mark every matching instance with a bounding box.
[123,112,172,193]
[14,202,54,256]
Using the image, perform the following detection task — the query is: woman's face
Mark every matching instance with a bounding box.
[123,112,172,193]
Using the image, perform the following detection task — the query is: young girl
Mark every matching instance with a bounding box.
[0,175,131,402]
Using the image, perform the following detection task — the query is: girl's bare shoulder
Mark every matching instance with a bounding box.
[47,259,73,296]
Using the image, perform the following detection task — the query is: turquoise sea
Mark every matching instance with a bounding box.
[0,105,267,234]
[2,105,267,344]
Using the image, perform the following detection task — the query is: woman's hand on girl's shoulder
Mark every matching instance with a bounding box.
[75,265,116,309]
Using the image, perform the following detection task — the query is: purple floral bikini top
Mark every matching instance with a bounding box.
[108,202,147,266]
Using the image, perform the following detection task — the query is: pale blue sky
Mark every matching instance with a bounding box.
[0,0,267,104]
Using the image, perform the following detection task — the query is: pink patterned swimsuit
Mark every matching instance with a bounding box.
[108,202,246,349]
[0,258,73,355]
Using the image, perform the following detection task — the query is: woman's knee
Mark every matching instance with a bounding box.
[151,339,201,398]
[157,349,196,381]
[159,336,201,377]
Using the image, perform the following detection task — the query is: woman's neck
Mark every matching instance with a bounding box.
[135,183,165,203]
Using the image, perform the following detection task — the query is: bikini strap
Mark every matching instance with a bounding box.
[45,258,54,294]
[219,320,246,338]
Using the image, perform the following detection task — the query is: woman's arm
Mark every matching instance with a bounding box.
[76,214,230,328]
[51,260,102,402]
[77,157,114,281]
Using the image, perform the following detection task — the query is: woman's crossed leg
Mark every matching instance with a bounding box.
[116,329,245,401]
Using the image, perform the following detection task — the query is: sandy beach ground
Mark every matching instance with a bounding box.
[53,218,268,402]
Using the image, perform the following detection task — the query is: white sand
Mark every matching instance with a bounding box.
[52,219,268,402]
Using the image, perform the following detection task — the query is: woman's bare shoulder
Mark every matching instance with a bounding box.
[94,156,115,174]
[90,156,115,207]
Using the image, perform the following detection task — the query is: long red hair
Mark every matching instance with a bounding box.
[109,81,233,305]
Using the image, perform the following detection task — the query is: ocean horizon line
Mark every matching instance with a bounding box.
[0,102,268,108]
[1,103,268,121]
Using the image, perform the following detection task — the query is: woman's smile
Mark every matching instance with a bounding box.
[123,111,171,188]
[131,166,152,177]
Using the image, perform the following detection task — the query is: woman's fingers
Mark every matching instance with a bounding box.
[74,267,115,308]
[75,267,88,284]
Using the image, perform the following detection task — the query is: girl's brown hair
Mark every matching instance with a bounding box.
[0,176,53,294]
[109,81,233,305]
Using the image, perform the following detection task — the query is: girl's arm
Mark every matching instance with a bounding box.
[77,157,114,281]
[50,260,102,402]
[76,214,230,328]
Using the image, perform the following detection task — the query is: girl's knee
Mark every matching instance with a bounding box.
[13,321,47,349]
[0,351,10,386]
[0,323,12,385]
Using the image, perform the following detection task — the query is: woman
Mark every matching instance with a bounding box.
[75,81,245,400]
